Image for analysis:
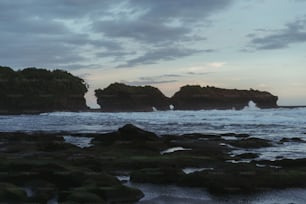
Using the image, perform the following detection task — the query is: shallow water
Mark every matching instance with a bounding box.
[0,108,305,139]
[63,135,93,148]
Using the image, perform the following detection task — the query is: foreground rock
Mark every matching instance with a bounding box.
[0,66,88,114]
[1,124,306,202]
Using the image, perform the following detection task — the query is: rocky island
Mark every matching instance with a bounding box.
[171,85,278,110]
[95,83,170,112]
[0,66,88,114]
[0,66,279,114]
[95,83,278,111]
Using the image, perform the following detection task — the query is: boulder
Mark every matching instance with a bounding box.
[0,183,27,202]
[98,185,144,203]
[93,124,159,144]
[130,167,185,184]
[65,191,106,203]
[118,124,158,141]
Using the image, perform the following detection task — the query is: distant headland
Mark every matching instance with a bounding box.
[0,66,88,114]
[0,67,279,114]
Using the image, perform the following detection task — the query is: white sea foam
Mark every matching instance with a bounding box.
[63,136,93,148]
[182,167,214,174]
[160,147,191,155]
[243,100,260,111]
[1,108,305,139]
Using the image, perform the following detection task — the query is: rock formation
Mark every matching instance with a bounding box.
[171,85,278,110]
[95,83,169,112]
[95,83,278,111]
[0,66,88,114]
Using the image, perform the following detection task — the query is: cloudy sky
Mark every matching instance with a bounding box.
[1,0,306,107]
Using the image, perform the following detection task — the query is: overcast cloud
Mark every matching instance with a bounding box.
[0,0,233,69]
[1,0,306,105]
[248,18,306,50]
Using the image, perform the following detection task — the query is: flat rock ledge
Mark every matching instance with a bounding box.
[0,125,305,202]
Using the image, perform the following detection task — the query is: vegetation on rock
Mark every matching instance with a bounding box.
[95,83,169,111]
[0,66,88,114]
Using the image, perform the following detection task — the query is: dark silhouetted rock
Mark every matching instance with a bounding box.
[280,137,304,143]
[95,83,170,111]
[2,127,306,197]
[118,124,158,141]
[130,167,185,184]
[66,191,106,203]
[0,66,88,114]
[0,183,27,202]
[93,124,159,145]
[235,153,259,159]
[95,83,278,111]
[220,133,250,138]
[228,137,272,148]
[171,85,278,110]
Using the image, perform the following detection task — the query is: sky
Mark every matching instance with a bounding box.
[1,0,306,107]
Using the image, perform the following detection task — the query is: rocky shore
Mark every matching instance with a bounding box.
[1,124,306,203]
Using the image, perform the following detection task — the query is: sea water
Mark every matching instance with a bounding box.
[0,107,305,138]
[1,107,306,159]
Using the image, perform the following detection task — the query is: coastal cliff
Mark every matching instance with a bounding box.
[95,83,278,111]
[0,66,88,114]
[171,85,278,110]
[95,83,169,112]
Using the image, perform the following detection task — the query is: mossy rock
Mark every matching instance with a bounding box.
[66,191,106,203]
[0,183,27,202]
[235,153,258,160]
[97,185,144,203]
[130,167,185,184]
[25,180,57,203]
[83,172,121,187]
[181,164,306,194]
[63,184,143,204]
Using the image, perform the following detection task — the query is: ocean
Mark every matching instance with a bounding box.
[1,106,305,138]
